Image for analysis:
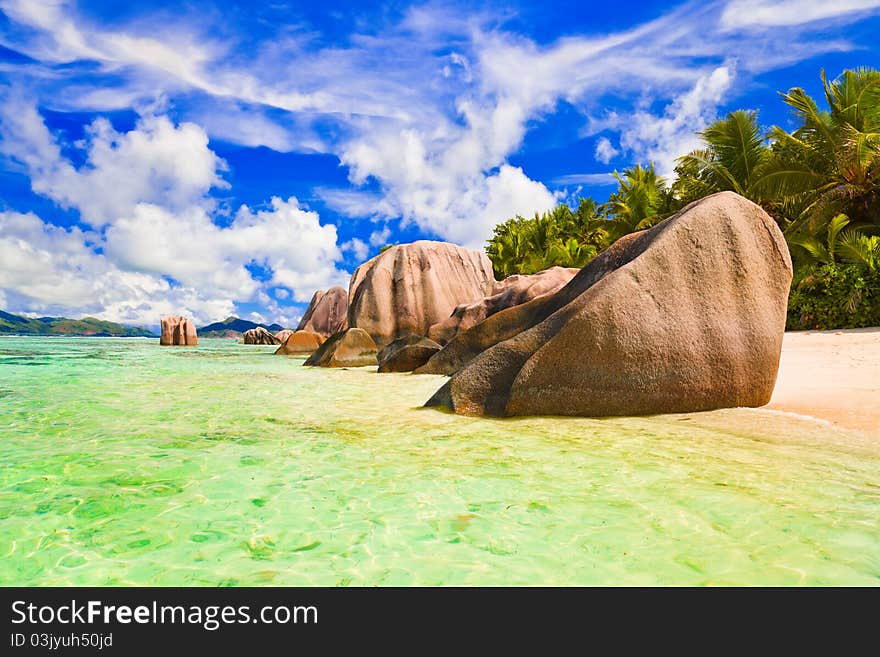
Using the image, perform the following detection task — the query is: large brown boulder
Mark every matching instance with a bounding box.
[275,330,325,355]
[347,240,495,347]
[304,328,378,367]
[296,287,348,337]
[424,192,793,417]
[243,327,281,345]
[377,335,442,373]
[275,329,294,344]
[428,266,579,344]
[160,316,198,346]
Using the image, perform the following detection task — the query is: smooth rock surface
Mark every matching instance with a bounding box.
[347,241,495,347]
[428,266,579,344]
[425,192,793,417]
[160,316,198,346]
[297,287,348,337]
[377,335,442,373]
[243,327,281,345]
[275,330,325,355]
[274,329,294,344]
[304,328,378,367]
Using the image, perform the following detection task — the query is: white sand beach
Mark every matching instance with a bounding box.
[768,328,880,435]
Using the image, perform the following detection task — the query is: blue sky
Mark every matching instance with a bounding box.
[1,0,879,328]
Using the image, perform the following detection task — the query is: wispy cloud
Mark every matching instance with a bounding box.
[720,0,880,29]
[552,173,617,186]
[3,1,877,230]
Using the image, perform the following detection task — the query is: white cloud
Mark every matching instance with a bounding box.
[0,100,349,321]
[316,188,395,219]
[0,96,226,228]
[594,137,619,164]
[0,210,233,325]
[617,65,734,175]
[552,173,617,186]
[721,0,880,29]
[341,237,370,263]
[103,198,343,301]
[368,226,392,247]
[340,125,558,247]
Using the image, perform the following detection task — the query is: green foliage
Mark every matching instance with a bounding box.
[485,197,608,278]
[760,67,880,234]
[787,263,880,330]
[674,110,772,204]
[601,163,681,239]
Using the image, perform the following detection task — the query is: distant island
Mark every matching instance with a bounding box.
[198,316,284,339]
[0,310,156,337]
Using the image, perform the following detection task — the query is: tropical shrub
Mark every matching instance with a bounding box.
[485,198,609,278]
[787,262,880,330]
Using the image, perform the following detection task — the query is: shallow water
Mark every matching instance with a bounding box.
[0,337,878,586]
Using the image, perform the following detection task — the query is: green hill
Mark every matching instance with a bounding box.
[198,316,285,338]
[0,310,156,337]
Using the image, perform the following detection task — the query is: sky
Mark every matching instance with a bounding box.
[0,0,879,329]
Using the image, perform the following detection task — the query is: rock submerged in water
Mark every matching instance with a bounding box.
[424,192,793,417]
[347,240,495,347]
[428,266,579,345]
[304,328,378,367]
[160,316,198,346]
[297,287,348,337]
[377,335,442,373]
[275,330,325,355]
[243,327,281,345]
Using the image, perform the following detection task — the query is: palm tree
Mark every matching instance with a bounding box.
[757,68,880,234]
[674,110,771,204]
[601,163,676,240]
[485,197,610,277]
[839,232,880,272]
[788,213,855,268]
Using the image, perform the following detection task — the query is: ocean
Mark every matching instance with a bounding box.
[1,337,878,585]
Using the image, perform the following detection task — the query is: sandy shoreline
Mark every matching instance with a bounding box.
[767,328,880,436]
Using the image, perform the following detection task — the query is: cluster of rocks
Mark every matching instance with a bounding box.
[164,193,793,418]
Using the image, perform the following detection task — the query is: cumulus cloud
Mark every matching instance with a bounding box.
[341,123,558,247]
[0,100,348,322]
[0,210,233,325]
[0,96,226,227]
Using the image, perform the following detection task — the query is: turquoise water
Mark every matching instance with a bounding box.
[0,336,878,586]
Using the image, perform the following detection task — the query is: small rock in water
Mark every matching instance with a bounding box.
[160,316,198,346]
[275,330,325,355]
